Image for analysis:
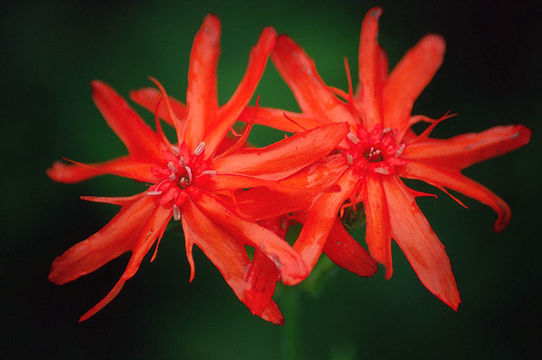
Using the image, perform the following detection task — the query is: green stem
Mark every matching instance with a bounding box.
[281,288,301,360]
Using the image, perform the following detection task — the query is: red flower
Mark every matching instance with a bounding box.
[47,15,348,323]
[243,7,531,309]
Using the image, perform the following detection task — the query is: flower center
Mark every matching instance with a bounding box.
[146,142,215,219]
[344,126,406,176]
[364,146,384,163]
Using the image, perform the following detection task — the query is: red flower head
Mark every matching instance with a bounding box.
[244,7,531,309]
[47,15,348,324]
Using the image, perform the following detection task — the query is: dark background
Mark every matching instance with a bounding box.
[2,0,541,359]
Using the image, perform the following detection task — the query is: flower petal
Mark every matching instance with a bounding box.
[79,204,172,321]
[47,157,158,184]
[238,106,329,133]
[208,173,310,195]
[212,122,348,180]
[205,27,277,156]
[232,155,347,221]
[245,248,280,318]
[271,34,357,127]
[382,175,460,310]
[294,168,359,274]
[403,124,531,169]
[400,160,511,231]
[194,191,308,285]
[183,14,221,150]
[182,199,283,324]
[234,189,312,221]
[91,81,164,162]
[129,87,186,127]
[323,219,378,277]
[363,172,393,278]
[358,7,384,129]
[383,34,445,137]
[49,195,157,285]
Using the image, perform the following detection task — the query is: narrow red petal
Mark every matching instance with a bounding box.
[91,81,163,162]
[363,173,393,278]
[183,14,220,151]
[358,7,384,129]
[271,34,357,127]
[323,219,378,277]
[233,155,347,221]
[205,27,277,156]
[79,279,126,322]
[294,169,359,275]
[400,160,511,231]
[182,199,283,324]
[49,195,156,285]
[80,193,145,206]
[194,191,308,285]
[383,34,445,137]
[79,204,172,321]
[382,176,461,310]
[238,106,327,133]
[245,248,280,317]
[403,124,531,169]
[129,87,186,127]
[276,154,347,189]
[234,189,312,222]
[208,173,309,194]
[212,122,348,180]
[47,157,158,184]
[184,233,196,282]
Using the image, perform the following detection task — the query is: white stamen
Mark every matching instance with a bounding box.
[374,167,390,175]
[347,133,360,144]
[173,204,181,221]
[394,144,405,158]
[382,128,392,134]
[200,170,217,176]
[179,156,186,167]
[147,190,163,196]
[169,173,177,181]
[171,145,180,156]
[185,165,193,182]
[179,178,187,187]
[346,154,354,165]
[194,141,206,156]
[168,161,177,173]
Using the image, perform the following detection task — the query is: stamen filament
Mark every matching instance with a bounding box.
[194,142,206,156]
[173,204,181,221]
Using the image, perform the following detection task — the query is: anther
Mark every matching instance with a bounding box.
[173,204,181,221]
[147,190,163,196]
[200,170,217,176]
[194,142,206,156]
[168,162,177,173]
[346,154,354,165]
[374,167,390,175]
[347,133,360,144]
[394,144,405,158]
[171,145,180,156]
[169,173,177,181]
[185,166,193,182]
[179,157,186,167]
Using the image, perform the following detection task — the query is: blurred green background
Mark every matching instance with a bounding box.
[2,0,541,358]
